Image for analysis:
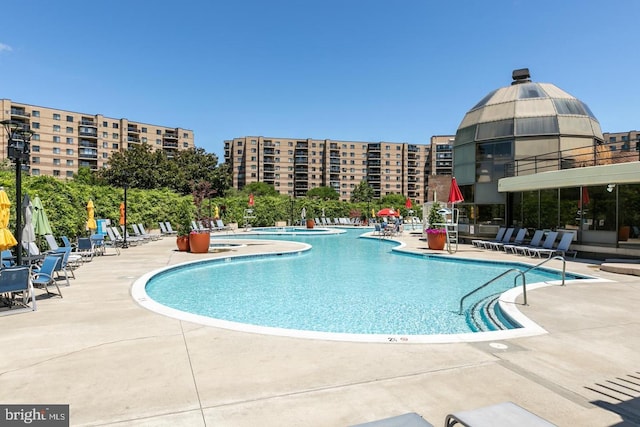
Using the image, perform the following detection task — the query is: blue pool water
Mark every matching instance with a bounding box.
[144,229,582,336]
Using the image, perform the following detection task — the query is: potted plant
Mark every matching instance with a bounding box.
[188,228,210,253]
[175,201,193,252]
[426,202,447,250]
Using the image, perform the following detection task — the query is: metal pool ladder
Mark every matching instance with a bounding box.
[458,256,567,315]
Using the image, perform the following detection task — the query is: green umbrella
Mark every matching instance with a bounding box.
[33,196,53,236]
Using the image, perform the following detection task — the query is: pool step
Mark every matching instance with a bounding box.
[466,294,519,332]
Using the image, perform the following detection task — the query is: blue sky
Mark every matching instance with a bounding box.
[1,0,638,160]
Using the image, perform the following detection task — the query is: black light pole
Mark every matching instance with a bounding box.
[122,183,129,249]
[1,120,33,266]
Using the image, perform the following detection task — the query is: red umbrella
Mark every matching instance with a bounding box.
[405,198,412,209]
[376,208,400,217]
[578,187,589,208]
[448,177,464,205]
[248,193,255,207]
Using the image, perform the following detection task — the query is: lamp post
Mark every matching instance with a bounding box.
[1,120,33,266]
[122,183,129,249]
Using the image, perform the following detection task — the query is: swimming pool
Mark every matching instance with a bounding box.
[136,229,588,343]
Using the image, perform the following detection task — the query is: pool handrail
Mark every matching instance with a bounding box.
[458,255,566,315]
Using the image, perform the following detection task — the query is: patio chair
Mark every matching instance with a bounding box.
[216,219,234,233]
[21,241,47,265]
[482,228,514,250]
[105,227,124,253]
[120,225,147,244]
[350,412,433,426]
[0,266,36,314]
[163,221,178,235]
[90,233,106,256]
[130,224,152,242]
[31,255,63,298]
[44,234,60,251]
[505,230,544,255]
[138,223,161,240]
[159,221,176,235]
[74,237,95,262]
[526,231,559,257]
[1,249,15,268]
[530,232,577,259]
[488,228,525,252]
[52,246,77,282]
[445,401,555,426]
[471,227,506,248]
[111,226,142,246]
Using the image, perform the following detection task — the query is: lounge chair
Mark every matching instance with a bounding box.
[483,228,514,250]
[530,232,577,259]
[505,230,544,255]
[0,266,36,314]
[21,241,47,265]
[52,246,77,282]
[351,412,433,426]
[491,228,526,252]
[164,222,179,234]
[44,234,60,251]
[159,221,177,235]
[215,219,234,233]
[472,227,506,248]
[526,231,559,257]
[31,255,63,298]
[445,401,555,426]
[1,249,15,268]
[138,223,161,240]
[111,226,142,246]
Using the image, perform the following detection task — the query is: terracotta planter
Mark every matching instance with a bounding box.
[189,232,210,253]
[176,236,190,252]
[306,219,315,229]
[427,231,446,250]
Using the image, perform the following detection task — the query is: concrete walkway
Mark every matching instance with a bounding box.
[1,230,639,426]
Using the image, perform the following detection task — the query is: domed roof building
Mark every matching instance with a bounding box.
[451,69,639,252]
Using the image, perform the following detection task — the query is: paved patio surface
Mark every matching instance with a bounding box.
[1,229,639,426]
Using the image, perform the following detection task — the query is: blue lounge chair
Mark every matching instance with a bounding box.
[506,230,544,255]
[472,227,506,248]
[31,255,63,298]
[483,228,515,250]
[527,231,559,257]
[0,266,36,314]
[530,232,577,259]
[495,228,526,252]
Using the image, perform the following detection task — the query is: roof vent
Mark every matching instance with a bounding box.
[511,68,531,85]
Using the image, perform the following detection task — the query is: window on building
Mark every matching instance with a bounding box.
[102,153,108,158]
[183,132,189,138]
[53,170,60,176]
[66,115,73,122]
[32,157,40,164]
[66,127,73,133]
[53,125,60,132]
[32,134,40,140]
[66,149,74,155]
[32,169,40,175]
[53,136,60,143]
[53,113,60,120]
[102,121,108,127]
[609,137,617,143]
[142,137,147,143]
[66,160,73,166]
[32,145,40,152]
[113,143,119,149]
[32,110,40,117]
[53,147,60,154]
[32,122,40,129]
[156,139,161,144]
[112,123,119,129]
[101,132,107,138]
[66,171,74,178]
[53,159,60,165]
[65,137,73,144]
[113,133,118,139]
[156,130,161,135]
[141,127,147,133]
[183,142,188,148]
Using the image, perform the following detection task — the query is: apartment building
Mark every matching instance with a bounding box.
[224,136,427,203]
[0,99,194,178]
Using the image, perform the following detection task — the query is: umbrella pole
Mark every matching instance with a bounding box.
[15,159,22,266]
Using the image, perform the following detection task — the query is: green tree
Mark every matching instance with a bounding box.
[242,182,279,197]
[380,193,406,208]
[350,181,374,203]
[307,186,339,200]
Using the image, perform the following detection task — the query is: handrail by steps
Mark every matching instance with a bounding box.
[458,255,566,315]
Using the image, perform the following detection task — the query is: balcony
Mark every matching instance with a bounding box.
[163,141,178,148]
[163,133,178,140]
[127,127,140,133]
[79,130,98,138]
[127,136,140,143]
[80,119,97,127]
[10,108,30,117]
[79,140,98,149]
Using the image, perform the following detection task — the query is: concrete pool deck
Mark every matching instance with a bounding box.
[1,229,639,426]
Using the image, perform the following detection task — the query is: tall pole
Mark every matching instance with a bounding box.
[122,184,129,249]
[15,155,22,266]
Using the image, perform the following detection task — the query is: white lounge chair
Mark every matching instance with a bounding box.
[530,232,577,259]
[472,227,506,248]
[351,412,433,426]
[482,228,514,250]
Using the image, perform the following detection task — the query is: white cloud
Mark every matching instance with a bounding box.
[0,43,13,53]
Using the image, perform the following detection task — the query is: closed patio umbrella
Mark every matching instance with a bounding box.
[22,193,36,244]
[33,196,53,237]
[0,189,17,251]
[448,177,464,205]
[87,200,97,231]
[119,202,125,226]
